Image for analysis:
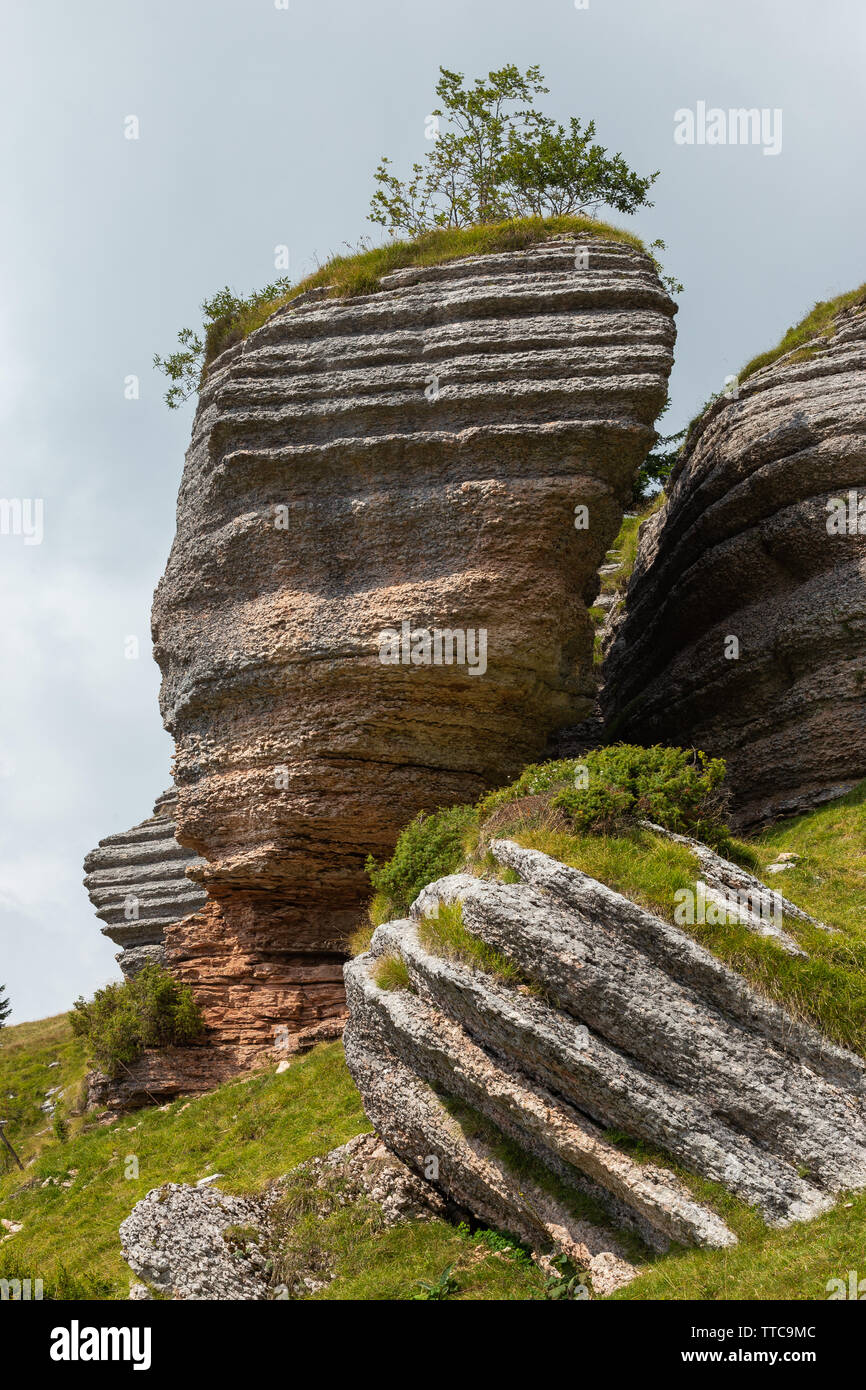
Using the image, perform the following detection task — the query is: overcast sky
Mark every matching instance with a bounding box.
[1,0,863,1023]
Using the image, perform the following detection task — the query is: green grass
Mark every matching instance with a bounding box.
[612,1188,866,1301]
[372,953,412,992]
[0,1013,89,1165]
[481,783,866,1058]
[599,493,665,602]
[204,215,646,367]
[0,1034,368,1297]
[269,1156,544,1301]
[417,900,528,989]
[738,282,866,384]
[0,1026,541,1301]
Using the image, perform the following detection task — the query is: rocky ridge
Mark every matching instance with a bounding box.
[344,839,866,1272]
[83,790,207,979]
[602,299,866,824]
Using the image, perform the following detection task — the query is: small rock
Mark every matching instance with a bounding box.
[129,1283,152,1300]
[196,1173,225,1188]
[275,1060,291,1074]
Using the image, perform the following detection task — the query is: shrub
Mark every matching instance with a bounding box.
[365,804,479,916]
[551,745,729,846]
[69,964,205,1077]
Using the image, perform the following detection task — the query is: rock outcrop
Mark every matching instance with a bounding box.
[83,790,207,978]
[602,297,866,824]
[151,235,676,1057]
[344,839,866,1273]
[119,1133,446,1299]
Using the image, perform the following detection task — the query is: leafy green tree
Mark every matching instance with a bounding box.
[0,983,10,1028]
[154,277,292,408]
[634,426,687,502]
[369,64,659,235]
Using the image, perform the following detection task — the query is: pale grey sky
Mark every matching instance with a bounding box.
[1,0,864,1022]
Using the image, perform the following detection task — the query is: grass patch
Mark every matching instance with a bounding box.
[372,954,412,993]
[612,1187,866,1301]
[0,1014,89,1170]
[417,901,526,988]
[203,216,645,369]
[0,1032,368,1298]
[599,492,665,601]
[738,282,866,384]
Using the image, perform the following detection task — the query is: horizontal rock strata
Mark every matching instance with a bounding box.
[152,236,676,1057]
[344,840,866,1264]
[602,299,866,824]
[83,789,207,978]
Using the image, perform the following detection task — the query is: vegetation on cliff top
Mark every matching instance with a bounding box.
[738,280,866,385]
[368,64,659,236]
[363,753,866,1058]
[154,214,652,407]
[155,59,684,407]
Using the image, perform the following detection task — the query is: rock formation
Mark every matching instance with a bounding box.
[119,1133,446,1299]
[602,297,866,824]
[344,839,866,1274]
[150,235,676,1058]
[83,790,207,978]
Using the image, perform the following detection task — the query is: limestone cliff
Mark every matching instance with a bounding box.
[602,298,866,824]
[151,235,676,1060]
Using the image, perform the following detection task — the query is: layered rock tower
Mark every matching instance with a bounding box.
[150,234,675,1060]
[603,297,866,824]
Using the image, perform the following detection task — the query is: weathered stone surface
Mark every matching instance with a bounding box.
[118,1133,447,1300]
[602,300,866,824]
[344,840,866,1261]
[83,789,207,978]
[151,236,675,1056]
[86,1046,239,1112]
[642,819,831,954]
[120,1182,272,1300]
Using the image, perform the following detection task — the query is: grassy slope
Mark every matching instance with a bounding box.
[0,1032,541,1301]
[2,783,863,1302]
[738,282,866,384]
[204,214,646,366]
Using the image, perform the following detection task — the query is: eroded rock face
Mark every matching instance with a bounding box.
[83,790,207,979]
[602,300,866,824]
[151,236,675,1056]
[344,840,866,1269]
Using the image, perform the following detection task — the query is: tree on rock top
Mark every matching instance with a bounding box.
[369,64,659,236]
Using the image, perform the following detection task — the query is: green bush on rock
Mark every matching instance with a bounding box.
[69,964,204,1077]
[365,803,479,918]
